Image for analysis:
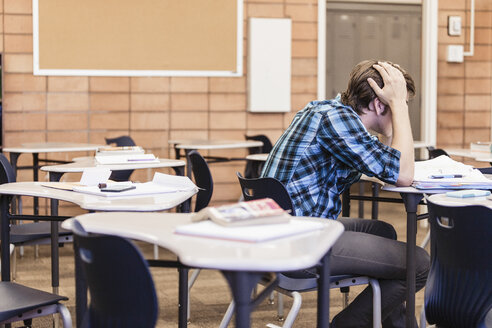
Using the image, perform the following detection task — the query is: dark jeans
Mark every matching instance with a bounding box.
[329,218,430,328]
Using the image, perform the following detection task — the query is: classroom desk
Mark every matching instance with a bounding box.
[0,182,197,297]
[3,142,103,177]
[63,213,344,328]
[169,139,263,177]
[3,142,103,214]
[41,157,186,181]
[380,185,460,327]
[445,148,492,163]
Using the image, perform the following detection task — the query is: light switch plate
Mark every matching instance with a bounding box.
[448,16,462,36]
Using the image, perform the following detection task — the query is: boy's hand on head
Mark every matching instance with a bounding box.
[367,61,408,111]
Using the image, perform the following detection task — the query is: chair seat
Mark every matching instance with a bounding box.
[277,271,368,292]
[10,222,72,244]
[0,282,68,322]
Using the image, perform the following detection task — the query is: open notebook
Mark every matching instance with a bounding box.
[413,156,492,190]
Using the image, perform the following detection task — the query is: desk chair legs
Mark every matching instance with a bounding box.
[220,277,381,328]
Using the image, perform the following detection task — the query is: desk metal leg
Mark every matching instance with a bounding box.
[178,268,189,328]
[371,183,380,220]
[33,153,39,215]
[317,251,331,328]
[401,193,423,328]
[184,150,192,179]
[49,173,63,294]
[50,197,60,294]
[221,271,272,328]
[74,239,87,328]
[1,196,11,282]
[358,182,364,218]
[342,189,350,217]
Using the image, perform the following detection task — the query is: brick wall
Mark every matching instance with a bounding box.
[437,0,492,151]
[1,0,491,210]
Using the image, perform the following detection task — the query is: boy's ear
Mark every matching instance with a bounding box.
[373,98,386,115]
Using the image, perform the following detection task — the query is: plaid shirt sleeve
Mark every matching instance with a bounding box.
[318,106,400,185]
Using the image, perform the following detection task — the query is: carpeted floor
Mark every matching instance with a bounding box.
[9,189,430,327]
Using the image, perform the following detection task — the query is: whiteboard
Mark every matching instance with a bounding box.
[248,18,291,112]
[33,0,243,77]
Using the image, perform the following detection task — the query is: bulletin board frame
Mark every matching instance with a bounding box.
[33,0,243,77]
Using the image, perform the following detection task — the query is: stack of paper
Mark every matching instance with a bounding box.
[413,155,492,190]
[96,146,145,155]
[95,153,159,165]
[72,172,197,197]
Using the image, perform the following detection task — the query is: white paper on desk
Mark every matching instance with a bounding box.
[174,219,325,243]
[72,172,197,197]
[152,172,196,191]
[79,167,112,186]
[413,155,492,188]
[95,153,158,165]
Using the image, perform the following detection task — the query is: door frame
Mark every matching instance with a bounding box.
[317,0,437,146]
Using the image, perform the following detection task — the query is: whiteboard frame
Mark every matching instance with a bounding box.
[32,0,243,77]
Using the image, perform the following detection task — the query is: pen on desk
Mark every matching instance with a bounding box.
[429,174,463,179]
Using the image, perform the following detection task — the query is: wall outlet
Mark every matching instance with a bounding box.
[447,45,464,63]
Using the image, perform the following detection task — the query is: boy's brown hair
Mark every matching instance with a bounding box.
[340,59,416,115]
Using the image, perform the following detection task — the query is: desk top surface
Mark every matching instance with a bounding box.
[63,212,344,271]
[445,148,492,162]
[427,193,492,209]
[3,142,104,154]
[169,139,263,150]
[41,158,185,173]
[0,182,195,212]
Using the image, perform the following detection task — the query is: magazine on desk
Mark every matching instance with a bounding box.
[191,198,291,227]
[412,155,492,190]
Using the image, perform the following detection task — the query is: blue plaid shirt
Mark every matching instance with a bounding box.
[261,97,401,219]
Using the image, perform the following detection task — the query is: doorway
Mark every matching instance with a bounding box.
[326,1,422,139]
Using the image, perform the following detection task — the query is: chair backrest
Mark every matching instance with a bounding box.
[478,166,492,175]
[244,135,273,179]
[72,220,158,328]
[236,172,294,213]
[245,134,273,154]
[105,136,136,147]
[188,150,214,212]
[425,200,492,327]
[104,135,137,181]
[0,154,16,184]
[426,146,449,159]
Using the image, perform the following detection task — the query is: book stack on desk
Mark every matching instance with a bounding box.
[412,155,492,190]
[470,142,492,153]
[95,146,159,164]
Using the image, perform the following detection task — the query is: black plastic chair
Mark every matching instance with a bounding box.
[104,135,137,182]
[427,146,450,159]
[0,153,72,279]
[425,199,492,328]
[0,282,72,327]
[226,172,381,328]
[244,134,273,179]
[186,150,214,320]
[72,220,158,328]
[188,150,214,212]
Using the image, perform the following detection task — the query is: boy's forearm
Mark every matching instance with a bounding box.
[390,102,414,186]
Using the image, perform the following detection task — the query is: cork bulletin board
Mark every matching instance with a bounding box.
[33,0,243,76]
